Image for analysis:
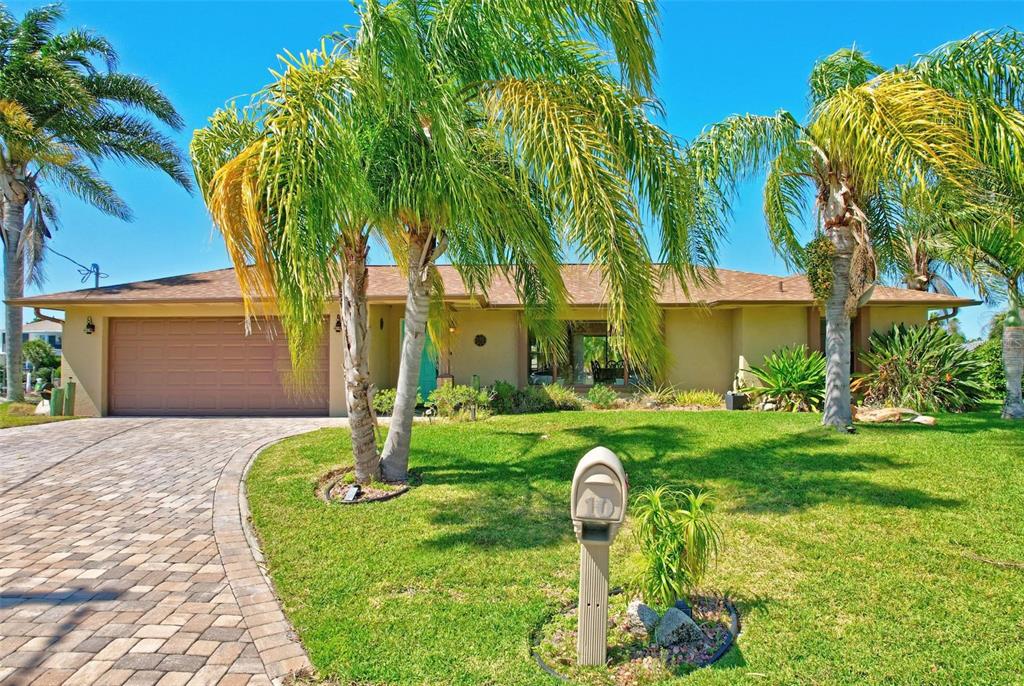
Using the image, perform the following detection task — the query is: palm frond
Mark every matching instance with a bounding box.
[40,159,131,220]
[808,46,883,108]
[810,73,980,190]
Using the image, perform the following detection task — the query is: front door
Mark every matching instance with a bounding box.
[400,319,437,398]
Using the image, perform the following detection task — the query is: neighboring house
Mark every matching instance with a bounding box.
[6,265,976,417]
[0,319,63,364]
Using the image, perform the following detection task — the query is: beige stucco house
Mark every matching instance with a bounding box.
[8,264,975,417]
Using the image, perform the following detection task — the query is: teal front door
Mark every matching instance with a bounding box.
[400,319,437,398]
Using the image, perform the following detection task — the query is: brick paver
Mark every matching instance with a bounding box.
[0,417,344,685]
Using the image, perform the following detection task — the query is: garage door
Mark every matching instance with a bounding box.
[108,317,329,416]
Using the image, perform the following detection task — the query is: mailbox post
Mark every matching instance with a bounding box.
[570,446,627,666]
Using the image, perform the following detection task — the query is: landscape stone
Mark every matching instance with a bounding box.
[625,600,659,635]
[654,607,703,647]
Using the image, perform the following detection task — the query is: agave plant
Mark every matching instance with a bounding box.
[853,325,988,413]
[742,345,827,412]
[630,486,722,607]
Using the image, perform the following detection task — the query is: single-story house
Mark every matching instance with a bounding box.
[1,319,64,363]
[7,265,976,417]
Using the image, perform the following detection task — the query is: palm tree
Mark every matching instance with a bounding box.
[904,30,1024,419]
[1,3,190,400]
[192,51,387,484]
[353,0,724,481]
[688,47,992,429]
[943,209,1024,419]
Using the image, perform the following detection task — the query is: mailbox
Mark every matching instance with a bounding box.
[571,446,628,666]
[571,446,627,546]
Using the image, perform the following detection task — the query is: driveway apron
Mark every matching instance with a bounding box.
[0,417,344,686]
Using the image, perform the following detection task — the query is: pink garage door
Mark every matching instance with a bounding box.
[108,317,329,416]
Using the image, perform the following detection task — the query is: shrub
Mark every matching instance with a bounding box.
[520,385,555,412]
[742,345,825,412]
[674,389,723,408]
[427,384,491,418]
[23,339,60,370]
[976,337,1006,400]
[586,384,619,409]
[630,486,722,607]
[490,380,519,414]
[34,367,54,383]
[631,381,676,408]
[541,382,583,410]
[371,388,423,415]
[853,325,988,413]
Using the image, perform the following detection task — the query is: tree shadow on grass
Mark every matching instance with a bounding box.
[567,423,960,514]
[414,420,960,552]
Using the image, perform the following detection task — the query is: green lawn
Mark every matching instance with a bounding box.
[0,401,71,429]
[247,407,1024,685]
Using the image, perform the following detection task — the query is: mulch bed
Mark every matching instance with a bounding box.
[533,592,740,684]
[315,466,417,505]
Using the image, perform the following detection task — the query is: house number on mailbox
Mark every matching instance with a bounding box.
[582,495,614,519]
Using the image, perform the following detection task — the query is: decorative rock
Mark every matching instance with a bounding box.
[34,400,49,415]
[655,607,703,647]
[761,401,777,412]
[625,600,659,635]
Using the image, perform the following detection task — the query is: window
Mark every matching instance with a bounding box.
[528,321,637,386]
[570,321,626,385]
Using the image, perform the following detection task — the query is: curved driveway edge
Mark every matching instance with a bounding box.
[0,417,343,686]
[211,435,313,682]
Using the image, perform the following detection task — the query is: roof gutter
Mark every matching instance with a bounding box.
[32,308,65,325]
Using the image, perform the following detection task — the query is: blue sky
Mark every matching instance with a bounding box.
[13,0,1023,338]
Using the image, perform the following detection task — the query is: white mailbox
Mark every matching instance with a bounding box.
[571,446,627,546]
[570,446,628,666]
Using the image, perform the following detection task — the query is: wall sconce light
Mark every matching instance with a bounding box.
[334,315,342,333]
[84,317,95,335]
[448,326,456,333]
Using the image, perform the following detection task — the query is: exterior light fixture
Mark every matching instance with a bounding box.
[448,326,456,333]
[335,315,342,333]
[84,317,95,335]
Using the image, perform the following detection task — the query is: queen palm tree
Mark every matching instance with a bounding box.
[192,42,574,485]
[688,47,995,429]
[1,3,190,400]
[904,30,1024,419]
[355,0,724,481]
[192,51,388,484]
[944,215,1023,418]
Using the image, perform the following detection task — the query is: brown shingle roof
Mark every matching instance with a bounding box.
[6,265,979,308]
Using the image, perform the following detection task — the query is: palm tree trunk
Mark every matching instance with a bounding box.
[3,195,27,402]
[821,181,855,429]
[340,241,380,483]
[1002,306,1024,420]
[379,234,432,482]
[822,250,853,428]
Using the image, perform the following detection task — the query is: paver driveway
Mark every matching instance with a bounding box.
[0,417,345,686]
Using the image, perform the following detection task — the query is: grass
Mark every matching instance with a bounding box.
[0,401,71,429]
[247,406,1024,685]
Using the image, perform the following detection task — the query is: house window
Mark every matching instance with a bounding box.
[528,332,559,385]
[528,321,635,386]
[570,321,626,385]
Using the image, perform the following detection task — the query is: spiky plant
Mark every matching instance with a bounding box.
[630,486,722,607]
[742,345,826,412]
[853,325,988,413]
[0,3,189,400]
